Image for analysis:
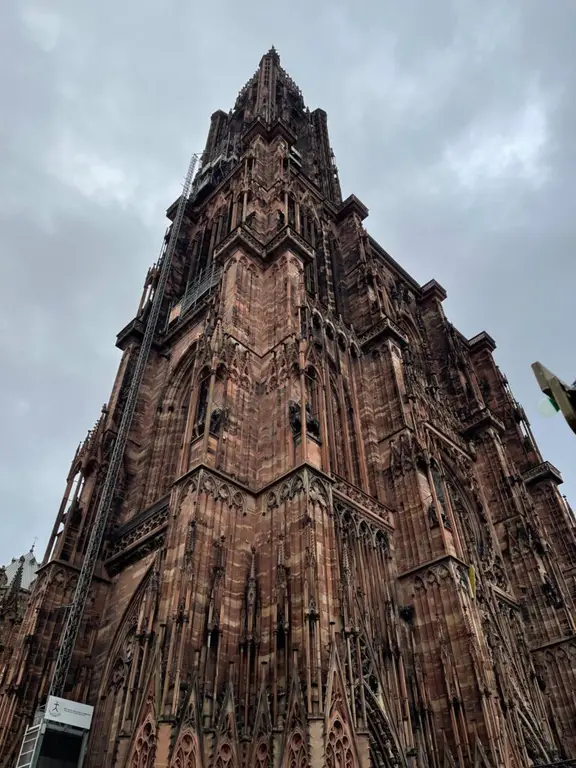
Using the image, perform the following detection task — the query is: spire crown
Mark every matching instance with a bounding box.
[261,45,280,64]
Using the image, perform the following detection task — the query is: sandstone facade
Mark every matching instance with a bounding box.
[1,49,575,768]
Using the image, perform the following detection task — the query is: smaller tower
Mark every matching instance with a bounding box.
[0,549,38,665]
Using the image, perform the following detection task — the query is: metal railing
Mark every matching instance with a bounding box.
[181,263,222,318]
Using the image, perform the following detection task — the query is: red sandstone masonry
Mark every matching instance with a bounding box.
[1,49,575,768]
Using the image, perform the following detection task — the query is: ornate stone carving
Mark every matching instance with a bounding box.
[334,501,390,549]
[542,574,563,609]
[333,479,391,526]
[105,498,169,572]
[288,401,320,439]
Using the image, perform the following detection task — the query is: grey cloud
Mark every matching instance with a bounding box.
[1,0,574,563]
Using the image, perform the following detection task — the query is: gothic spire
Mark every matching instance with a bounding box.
[233,46,305,124]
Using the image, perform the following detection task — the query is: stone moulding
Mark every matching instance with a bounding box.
[265,226,315,263]
[333,478,393,529]
[397,553,471,585]
[333,501,390,553]
[358,316,409,351]
[522,461,563,486]
[335,194,369,222]
[241,115,298,148]
[116,316,147,352]
[459,406,505,439]
[213,225,266,263]
[105,496,170,575]
[212,223,315,267]
[103,465,397,576]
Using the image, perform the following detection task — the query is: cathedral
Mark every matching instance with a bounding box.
[1,48,576,768]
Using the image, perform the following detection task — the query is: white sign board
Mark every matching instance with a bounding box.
[44,697,94,730]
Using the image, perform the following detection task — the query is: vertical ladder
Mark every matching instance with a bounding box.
[47,152,201,698]
[15,724,41,768]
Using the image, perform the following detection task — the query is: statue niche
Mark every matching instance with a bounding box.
[288,401,320,440]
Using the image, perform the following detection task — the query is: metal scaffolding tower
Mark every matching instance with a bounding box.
[47,151,201,698]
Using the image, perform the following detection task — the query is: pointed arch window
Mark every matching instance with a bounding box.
[330,378,346,477]
[306,368,321,421]
[345,391,361,487]
[214,205,230,246]
[64,470,85,517]
[305,367,322,441]
[299,206,313,244]
[287,196,296,228]
[226,197,234,233]
[316,240,329,307]
[326,717,356,768]
[186,237,201,285]
[328,234,343,317]
[235,195,244,228]
[304,261,317,298]
[194,373,210,438]
[197,225,212,275]
[171,732,199,768]
[431,463,451,530]
[131,720,156,768]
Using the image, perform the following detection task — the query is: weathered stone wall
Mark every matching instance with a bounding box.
[1,49,575,768]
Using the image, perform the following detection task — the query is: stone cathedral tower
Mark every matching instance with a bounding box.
[1,49,576,768]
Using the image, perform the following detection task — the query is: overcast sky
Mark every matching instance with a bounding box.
[1,0,574,565]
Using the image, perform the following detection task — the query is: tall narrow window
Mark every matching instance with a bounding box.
[305,367,322,441]
[64,471,84,517]
[194,375,210,437]
[305,262,317,297]
[226,198,234,233]
[187,238,201,285]
[287,196,296,228]
[328,234,343,317]
[345,392,361,487]
[311,219,320,249]
[316,241,328,306]
[300,207,310,243]
[214,208,227,245]
[330,379,345,477]
[431,464,451,530]
[235,195,244,228]
[197,227,212,274]
[307,368,321,419]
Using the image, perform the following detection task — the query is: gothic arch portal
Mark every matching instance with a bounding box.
[89,562,158,767]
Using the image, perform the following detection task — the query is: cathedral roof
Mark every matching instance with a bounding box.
[0,549,38,594]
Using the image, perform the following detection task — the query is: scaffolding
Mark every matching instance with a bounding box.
[42,151,202,702]
[181,263,222,317]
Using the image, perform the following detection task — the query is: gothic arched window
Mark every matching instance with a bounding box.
[197,225,212,274]
[300,206,315,245]
[64,470,84,517]
[326,717,355,768]
[235,195,244,228]
[305,261,317,297]
[287,196,296,228]
[186,238,201,285]
[304,367,322,441]
[345,391,360,487]
[194,372,210,438]
[446,476,492,565]
[131,719,156,768]
[330,378,346,477]
[431,463,451,530]
[316,241,329,306]
[306,368,321,422]
[214,205,229,245]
